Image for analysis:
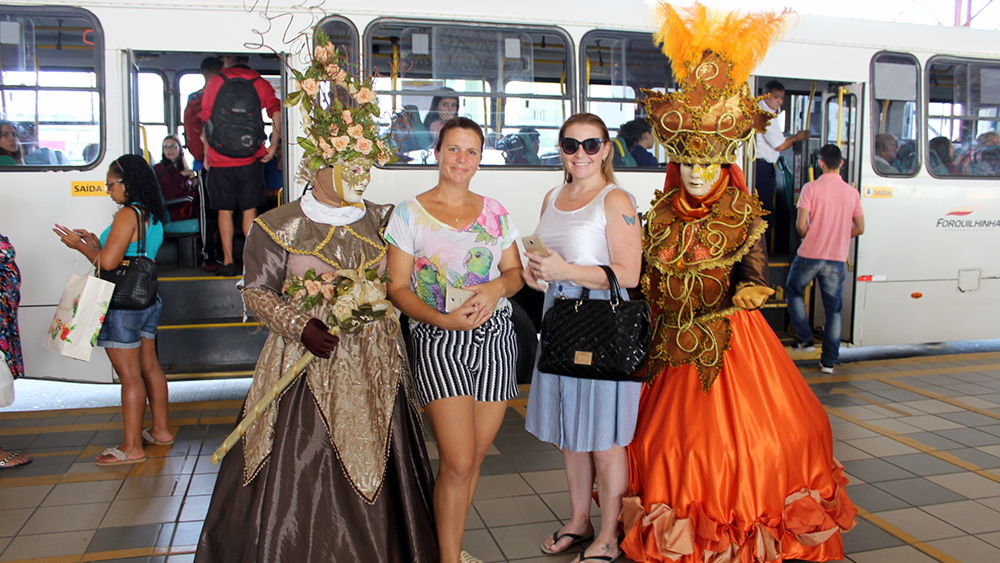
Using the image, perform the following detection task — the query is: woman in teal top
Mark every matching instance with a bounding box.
[54,154,172,466]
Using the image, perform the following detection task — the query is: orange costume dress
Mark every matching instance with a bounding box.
[619,164,856,563]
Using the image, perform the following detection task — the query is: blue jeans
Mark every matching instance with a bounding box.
[785,257,845,367]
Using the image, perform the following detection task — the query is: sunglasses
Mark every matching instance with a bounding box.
[560,137,604,155]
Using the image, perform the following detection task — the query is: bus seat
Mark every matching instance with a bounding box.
[611,138,637,168]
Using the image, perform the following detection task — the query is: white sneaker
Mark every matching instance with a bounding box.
[819,364,834,374]
[792,341,816,353]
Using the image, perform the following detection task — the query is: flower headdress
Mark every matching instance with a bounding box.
[642,3,794,165]
[285,29,396,169]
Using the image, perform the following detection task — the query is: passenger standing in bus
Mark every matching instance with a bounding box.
[386,117,524,563]
[786,144,865,373]
[53,155,173,465]
[199,55,281,277]
[183,57,223,172]
[755,80,809,235]
[522,112,642,563]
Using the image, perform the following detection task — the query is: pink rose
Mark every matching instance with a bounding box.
[347,124,363,139]
[342,110,353,125]
[320,284,337,301]
[299,78,319,97]
[317,137,331,151]
[323,148,337,160]
[354,137,374,155]
[355,87,377,105]
[332,136,351,151]
[320,271,338,283]
[305,279,322,297]
[328,124,339,137]
[333,69,348,84]
[314,45,329,64]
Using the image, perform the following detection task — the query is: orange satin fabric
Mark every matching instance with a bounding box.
[623,309,856,563]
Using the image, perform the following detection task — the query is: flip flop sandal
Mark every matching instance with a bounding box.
[141,428,174,446]
[577,553,622,563]
[95,447,146,466]
[540,531,595,555]
[0,452,32,469]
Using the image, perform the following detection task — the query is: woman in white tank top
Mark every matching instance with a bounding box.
[522,113,642,563]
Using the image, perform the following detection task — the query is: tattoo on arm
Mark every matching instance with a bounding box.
[623,214,636,225]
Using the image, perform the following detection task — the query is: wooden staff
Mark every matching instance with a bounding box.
[210,326,339,465]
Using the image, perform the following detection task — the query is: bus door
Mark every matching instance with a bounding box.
[820,82,864,344]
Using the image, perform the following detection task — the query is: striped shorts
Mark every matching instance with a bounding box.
[410,304,518,406]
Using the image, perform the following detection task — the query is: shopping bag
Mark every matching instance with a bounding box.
[0,359,13,407]
[42,272,114,361]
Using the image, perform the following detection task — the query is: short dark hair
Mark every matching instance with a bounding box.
[201,56,223,73]
[435,117,484,151]
[617,118,652,148]
[929,136,954,164]
[819,144,843,169]
[763,80,785,95]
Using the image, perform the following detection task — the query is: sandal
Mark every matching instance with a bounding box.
[141,428,174,446]
[0,451,32,469]
[576,553,621,563]
[541,530,594,555]
[95,447,146,466]
[459,551,484,563]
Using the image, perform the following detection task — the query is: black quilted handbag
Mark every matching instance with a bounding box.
[538,265,651,382]
[100,207,158,310]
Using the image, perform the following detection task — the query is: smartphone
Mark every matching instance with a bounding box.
[445,286,476,313]
[521,235,549,257]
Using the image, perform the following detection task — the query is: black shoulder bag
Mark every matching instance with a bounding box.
[538,265,651,382]
[100,207,158,310]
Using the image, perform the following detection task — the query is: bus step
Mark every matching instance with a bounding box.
[157,322,268,373]
[159,276,246,322]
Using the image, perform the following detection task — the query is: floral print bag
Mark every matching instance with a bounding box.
[42,270,114,361]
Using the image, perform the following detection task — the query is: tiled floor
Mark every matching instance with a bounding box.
[4,351,1000,562]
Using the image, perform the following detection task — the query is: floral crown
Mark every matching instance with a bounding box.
[285,30,396,169]
[642,3,793,165]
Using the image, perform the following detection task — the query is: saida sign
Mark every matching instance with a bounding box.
[71,181,108,197]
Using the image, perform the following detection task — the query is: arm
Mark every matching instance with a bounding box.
[851,215,865,238]
[262,110,281,163]
[796,208,810,238]
[522,187,557,291]
[53,209,137,270]
[775,130,810,152]
[732,227,774,309]
[525,189,642,290]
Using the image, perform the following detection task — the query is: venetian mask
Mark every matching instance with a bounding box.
[313,156,374,207]
[679,163,721,198]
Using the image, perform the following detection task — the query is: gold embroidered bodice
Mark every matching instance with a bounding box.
[642,187,768,391]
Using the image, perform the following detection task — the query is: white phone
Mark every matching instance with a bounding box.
[521,235,549,257]
[445,286,477,313]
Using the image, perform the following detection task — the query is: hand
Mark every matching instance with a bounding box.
[525,249,569,283]
[733,285,775,310]
[301,318,340,359]
[794,130,810,142]
[437,301,486,331]
[522,265,547,291]
[77,230,100,248]
[261,143,277,163]
[462,281,504,327]
[52,224,90,251]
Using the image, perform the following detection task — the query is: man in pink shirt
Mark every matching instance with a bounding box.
[786,144,865,373]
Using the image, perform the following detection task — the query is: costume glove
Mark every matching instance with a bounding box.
[301,318,340,359]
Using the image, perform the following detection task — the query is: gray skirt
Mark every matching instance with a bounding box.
[524,284,642,452]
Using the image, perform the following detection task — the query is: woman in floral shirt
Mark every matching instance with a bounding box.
[0,233,30,469]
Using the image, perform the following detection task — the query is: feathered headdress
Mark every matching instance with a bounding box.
[642,2,795,164]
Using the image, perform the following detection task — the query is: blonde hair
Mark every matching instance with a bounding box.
[558,113,617,186]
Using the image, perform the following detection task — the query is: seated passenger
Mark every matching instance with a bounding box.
[873,133,899,174]
[929,136,968,175]
[154,135,197,221]
[973,131,1000,176]
[519,127,540,157]
[0,121,23,165]
[82,143,100,164]
[422,88,459,142]
[618,118,659,167]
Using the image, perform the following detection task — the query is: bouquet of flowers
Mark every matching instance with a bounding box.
[284,29,395,169]
[282,266,393,334]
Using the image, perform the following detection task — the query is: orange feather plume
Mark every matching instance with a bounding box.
[652,2,795,84]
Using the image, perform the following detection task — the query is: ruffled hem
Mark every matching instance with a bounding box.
[620,461,856,563]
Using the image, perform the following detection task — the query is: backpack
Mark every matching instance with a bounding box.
[205,72,266,158]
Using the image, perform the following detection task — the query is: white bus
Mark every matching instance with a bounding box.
[2,0,998,383]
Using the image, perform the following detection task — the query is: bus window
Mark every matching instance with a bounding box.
[317,16,359,69]
[138,71,168,161]
[928,56,1000,177]
[0,7,103,169]
[366,20,572,167]
[581,30,673,169]
[871,52,919,177]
